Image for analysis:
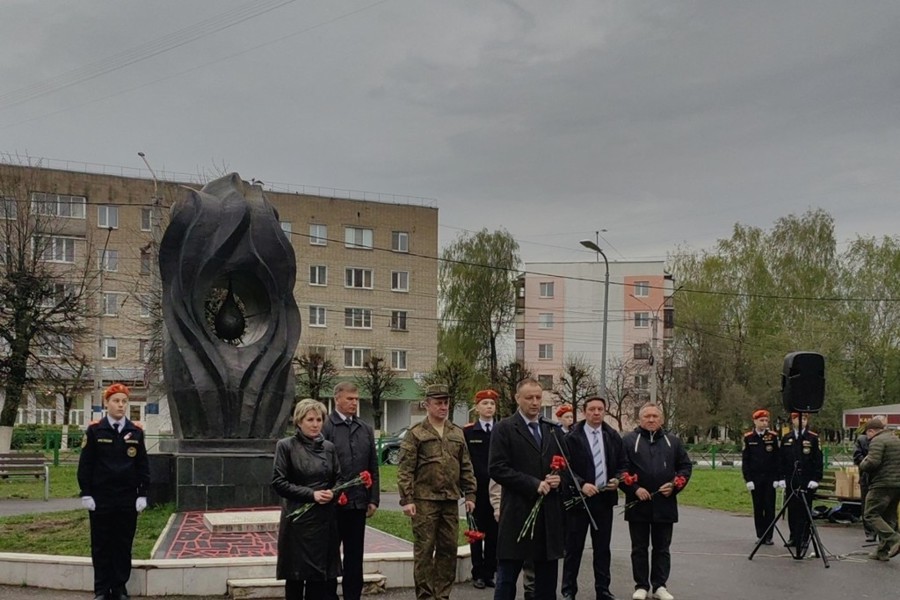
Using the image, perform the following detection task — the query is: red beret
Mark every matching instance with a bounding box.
[790,412,800,419]
[555,404,573,418]
[752,409,769,420]
[103,383,130,401]
[474,389,499,403]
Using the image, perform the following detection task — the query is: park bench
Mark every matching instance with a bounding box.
[0,453,50,501]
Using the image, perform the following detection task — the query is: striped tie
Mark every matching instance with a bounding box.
[591,430,605,486]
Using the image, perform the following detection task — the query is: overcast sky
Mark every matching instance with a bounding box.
[2,0,898,264]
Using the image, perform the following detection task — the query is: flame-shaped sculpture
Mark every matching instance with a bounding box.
[159,173,300,439]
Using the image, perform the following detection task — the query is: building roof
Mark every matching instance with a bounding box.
[843,404,900,415]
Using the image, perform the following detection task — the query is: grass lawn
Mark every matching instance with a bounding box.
[379,464,397,493]
[678,468,753,515]
[368,509,468,545]
[0,464,81,500]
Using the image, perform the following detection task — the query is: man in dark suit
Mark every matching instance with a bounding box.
[77,383,150,600]
[489,377,568,600]
[464,389,500,589]
[741,409,779,545]
[322,382,380,600]
[561,396,625,600]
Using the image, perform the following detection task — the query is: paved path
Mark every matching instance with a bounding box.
[0,498,81,516]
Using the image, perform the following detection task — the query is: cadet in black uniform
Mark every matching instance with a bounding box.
[741,409,779,544]
[78,383,150,600]
[464,389,499,589]
[779,412,823,551]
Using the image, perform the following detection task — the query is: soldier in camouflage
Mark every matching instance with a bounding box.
[398,384,477,600]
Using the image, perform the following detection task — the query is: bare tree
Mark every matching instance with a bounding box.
[423,357,475,412]
[356,353,401,430]
[495,361,533,418]
[294,349,338,402]
[554,355,600,416]
[0,161,95,440]
[605,357,641,431]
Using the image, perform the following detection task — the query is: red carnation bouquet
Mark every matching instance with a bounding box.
[289,470,374,521]
[517,455,567,542]
[620,472,687,514]
[464,513,486,544]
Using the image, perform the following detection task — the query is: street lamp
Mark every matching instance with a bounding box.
[579,239,609,393]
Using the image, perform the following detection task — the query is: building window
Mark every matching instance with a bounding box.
[538,313,554,329]
[539,282,554,298]
[102,292,120,316]
[139,339,150,362]
[102,337,118,359]
[140,248,152,275]
[391,349,407,370]
[391,310,408,331]
[140,294,152,317]
[309,305,327,327]
[309,265,327,286]
[344,347,371,368]
[391,271,409,292]
[140,208,152,231]
[516,341,525,362]
[538,374,553,390]
[99,249,119,272]
[31,192,86,219]
[634,312,650,328]
[634,343,651,360]
[35,236,76,263]
[392,231,409,253]
[97,205,118,229]
[1,197,17,220]
[309,224,327,246]
[634,281,650,297]
[634,374,649,390]
[344,227,373,249]
[538,344,554,360]
[344,307,372,329]
[37,334,73,358]
[345,268,373,289]
[40,283,75,308]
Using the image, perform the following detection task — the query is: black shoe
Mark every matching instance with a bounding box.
[763,539,774,545]
[865,535,877,542]
[93,596,106,600]
[485,579,495,588]
[599,592,618,600]
[473,578,486,589]
[784,539,795,547]
[562,594,576,600]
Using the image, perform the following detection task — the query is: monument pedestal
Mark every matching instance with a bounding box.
[154,439,281,511]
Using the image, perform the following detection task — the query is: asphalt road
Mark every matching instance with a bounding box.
[2,504,898,599]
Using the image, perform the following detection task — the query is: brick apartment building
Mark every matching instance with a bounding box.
[0,161,438,436]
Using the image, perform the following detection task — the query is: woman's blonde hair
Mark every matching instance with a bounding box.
[292,398,327,426]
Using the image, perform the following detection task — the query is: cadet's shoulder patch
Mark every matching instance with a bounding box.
[808,430,819,437]
[464,422,475,429]
[744,430,754,437]
[81,435,88,448]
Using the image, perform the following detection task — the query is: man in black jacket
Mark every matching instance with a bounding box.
[489,378,567,600]
[561,396,625,600]
[779,412,823,553]
[77,383,150,600]
[741,409,779,545]
[322,382,380,600]
[621,404,692,600]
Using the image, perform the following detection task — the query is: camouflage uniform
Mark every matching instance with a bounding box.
[398,415,477,600]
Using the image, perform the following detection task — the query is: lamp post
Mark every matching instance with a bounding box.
[579,238,609,394]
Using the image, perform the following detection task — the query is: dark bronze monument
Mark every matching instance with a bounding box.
[156,173,301,509]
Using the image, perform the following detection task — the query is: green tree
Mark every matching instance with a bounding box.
[440,229,520,385]
[356,353,401,430]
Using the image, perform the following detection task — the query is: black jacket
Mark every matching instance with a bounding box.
[489,415,568,561]
[464,420,494,489]
[780,429,823,488]
[77,417,150,509]
[620,426,692,523]
[322,412,380,510]
[564,420,625,508]
[741,429,779,484]
[272,431,343,581]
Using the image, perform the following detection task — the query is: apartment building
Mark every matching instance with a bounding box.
[0,162,438,435]
[516,260,674,427]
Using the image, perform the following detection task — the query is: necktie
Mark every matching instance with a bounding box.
[591,429,606,486]
[113,422,120,434]
[346,417,352,425]
[485,423,491,433]
[528,422,542,444]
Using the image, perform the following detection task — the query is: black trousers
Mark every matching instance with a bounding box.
[628,521,673,592]
[337,508,367,600]
[494,558,558,600]
[285,578,338,600]
[750,481,776,541]
[89,507,137,598]
[470,494,498,582]
[561,504,614,598]
[785,489,814,546]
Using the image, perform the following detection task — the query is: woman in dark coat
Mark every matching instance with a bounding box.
[272,398,343,600]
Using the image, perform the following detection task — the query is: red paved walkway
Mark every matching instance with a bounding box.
[155,507,412,559]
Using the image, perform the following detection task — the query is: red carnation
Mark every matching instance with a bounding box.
[360,470,373,489]
[623,473,639,486]
[550,455,568,471]
[338,492,349,506]
[673,475,687,490]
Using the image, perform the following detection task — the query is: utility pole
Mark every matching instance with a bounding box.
[650,311,659,405]
[579,235,609,395]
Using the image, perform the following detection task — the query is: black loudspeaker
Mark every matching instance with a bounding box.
[781,351,825,413]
